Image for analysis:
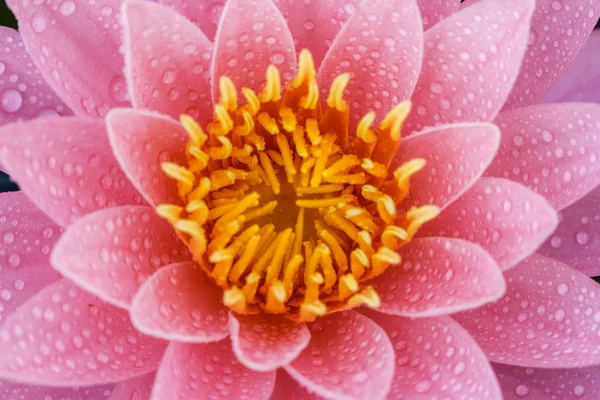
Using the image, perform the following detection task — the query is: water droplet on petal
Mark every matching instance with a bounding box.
[1,89,23,113]
[30,14,47,32]
[59,1,76,16]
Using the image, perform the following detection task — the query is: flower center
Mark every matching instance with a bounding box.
[157,50,439,322]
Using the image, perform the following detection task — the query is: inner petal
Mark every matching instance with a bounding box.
[156,49,439,322]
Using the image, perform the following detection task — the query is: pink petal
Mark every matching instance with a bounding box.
[418,177,558,271]
[151,341,276,400]
[159,0,224,41]
[0,279,167,386]
[486,103,600,211]
[503,0,600,110]
[371,237,505,317]
[211,0,296,103]
[392,123,500,210]
[455,253,600,368]
[542,31,600,104]
[286,310,395,400]
[107,373,154,400]
[130,261,229,343]
[0,381,114,400]
[123,1,214,124]
[51,206,190,309]
[317,0,423,132]
[365,311,502,399]
[228,313,310,371]
[270,369,322,400]
[273,0,355,68]
[0,192,62,325]
[539,187,600,277]
[6,0,130,117]
[0,27,72,125]
[403,0,535,134]
[106,108,189,207]
[494,363,600,400]
[0,117,143,227]
[417,0,461,30]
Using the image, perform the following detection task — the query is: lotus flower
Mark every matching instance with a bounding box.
[1,0,600,398]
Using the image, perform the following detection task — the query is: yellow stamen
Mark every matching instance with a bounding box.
[156,204,183,223]
[265,281,287,314]
[326,73,351,112]
[259,152,281,195]
[180,114,207,147]
[241,88,260,116]
[229,234,261,284]
[296,195,353,209]
[259,65,282,103]
[292,49,316,89]
[218,76,238,111]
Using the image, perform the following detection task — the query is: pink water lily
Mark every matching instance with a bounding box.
[1,0,600,398]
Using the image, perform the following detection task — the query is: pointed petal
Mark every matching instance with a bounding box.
[494,363,600,400]
[211,0,296,103]
[229,313,310,371]
[317,0,423,132]
[418,177,559,271]
[286,311,394,400]
[404,0,535,134]
[159,0,223,41]
[542,31,600,104]
[455,253,600,368]
[6,0,129,117]
[365,312,502,400]
[130,261,229,343]
[503,0,600,110]
[0,279,167,386]
[270,369,321,400]
[417,0,461,30]
[273,0,354,68]
[539,187,600,277]
[392,123,500,210]
[108,373,154,400]
[51,206,190,309]
[0,381,114,400]
[0,192,62,325]
[371,237,505,317]
[151,341,276,400]
[123,1,213,124]
[0,117,143,227]
[0,27,72,125]
[486,103,600,211]
[106,108,189,207]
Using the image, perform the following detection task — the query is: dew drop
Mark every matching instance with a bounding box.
[30,14,47,33]
[1,89,23,113]
[576,231,590,245]
[515,384,530,397]
[557,283,569,296]
[269,52,286,65]
[59,1,76,16]
[162,70,176,84]
[109,75,128,102]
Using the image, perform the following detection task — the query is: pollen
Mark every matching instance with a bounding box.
[157,50,439,322]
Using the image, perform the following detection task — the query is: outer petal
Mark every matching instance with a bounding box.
[6,0,130,116]
[365,312,502,400]
[542,30,600,104]
[494,363,600,400]
[503,0,600,110]
[0,279,167,386]
[130,261,229,343]
[317,0,423,132]
[417,177,558,271]
[211,0,296,103]
[416,0,461,30]
[0,381,114,400]
[107,373,154,400]
[0,27,72,125]
[371,237,505,317]
[0,117,143,227]
[50,206,190,309]
[123,1,214,124]
[270,369,322,400]
[486,103,600,211]
[228,313,310,371]
[0,192,62,325]
[404,0,535,134]
[159,0,224,41]
[106,108,189,207]
[391,123,500,210]
[539,187,600,277]
[286,311,394,400]
[151,341,276,400]
[273,0,355,68]
[455,253,600,368]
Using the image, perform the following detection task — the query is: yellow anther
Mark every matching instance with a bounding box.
[357,112,377,143]
[257,112,280,135]
[292,49,316,89]
[300,80,319,109]
[324,173,366,185]
[246,132,266,151]
[242,272,261,304]
[299,300,326,322]
[381,226,408,250]
[296,196,354,209]
[406,205,440,238]
[161,162,194,185]
[393,158,427,194]
[229,234,261,284]
[348,287,381,308]
[188,147,210,172]
[265,281,287,314]
[305,119,321,145]
[357,230,374,257]
[279,107,298,133]
[326,73,351,112]
[155,204,183,223]
[310,134,334,188]
[325,211,360,242]
[377,195,396,225]
[361,185,384,202]
[214,104,234,134]
[379,100,411,141]
[319,247,337,292]
[300,156,317,174]
[208,135,233,160]
[253,230,286,275]
[338,274,358,300]
[304,272,324,303]
[350,248,369,279]
[371,247,401,278]
[296,183,343,195]
[234,111,255,136]
[322,155,360,178]
[361,158,388,178]
[259,152,281,195]
[223,287,247,314]
[188,177,211,201]
[292,208,305,257]
[276,134,297,182]
[259,65,282,103]
[317,228,348,275]
[241,88,261,116]
[266,150,285,166]
[226,225,260,256]
[210,169,237,191]
[283,254,304,299]
[243,200,277,222]
[214,192,260,230]
[186,200,209,224]
[209,249,234,264]
[293,126,309,158]
[180,114,207,146]
[219,76,238,111]
[265,228,292,285]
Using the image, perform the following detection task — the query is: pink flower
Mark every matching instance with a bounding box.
[0,0,600,398]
